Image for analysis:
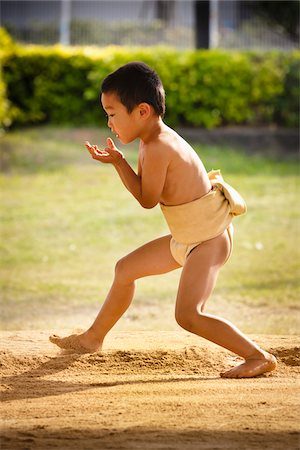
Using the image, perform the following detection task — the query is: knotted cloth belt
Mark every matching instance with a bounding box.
[160,170,247,245]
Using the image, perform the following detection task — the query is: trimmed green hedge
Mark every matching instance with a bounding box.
[1,36,299,129]
[0,28,17,127]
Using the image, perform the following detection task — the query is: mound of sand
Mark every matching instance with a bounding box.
[1,330,299,450]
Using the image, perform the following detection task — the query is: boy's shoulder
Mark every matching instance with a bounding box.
[140,139,171,167]
[140,126,195,167]
[141,135,180,167]
[145,127,185,153]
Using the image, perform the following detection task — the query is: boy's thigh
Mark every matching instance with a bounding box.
[176,231,230,309]
[117,234,181,280]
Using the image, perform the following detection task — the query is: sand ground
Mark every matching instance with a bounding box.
[1,330,299,450]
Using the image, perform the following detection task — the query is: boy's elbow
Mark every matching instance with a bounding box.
[140,199,158,209]
[142,204,156,209]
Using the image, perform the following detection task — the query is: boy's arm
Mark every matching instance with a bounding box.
[85,138,169,209]
[114,157,145,204]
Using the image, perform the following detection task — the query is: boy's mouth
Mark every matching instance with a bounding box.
[111,129,119,138]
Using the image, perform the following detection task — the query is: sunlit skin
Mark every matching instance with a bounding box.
[50,92,277,378]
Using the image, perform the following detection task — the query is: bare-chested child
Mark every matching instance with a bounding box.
[50,62,277,378]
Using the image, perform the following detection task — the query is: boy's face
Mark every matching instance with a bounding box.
[101,92,141,144]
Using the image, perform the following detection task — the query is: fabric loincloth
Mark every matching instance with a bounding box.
[160,170,247,266]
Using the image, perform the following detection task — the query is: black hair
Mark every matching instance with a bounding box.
[101,62,165,117]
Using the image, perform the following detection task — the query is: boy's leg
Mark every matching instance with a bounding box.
[175,230,277,378]
[50,235,180,352]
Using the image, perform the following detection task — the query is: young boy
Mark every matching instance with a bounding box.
[50,62,277,378]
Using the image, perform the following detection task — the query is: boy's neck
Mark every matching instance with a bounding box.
[139,116,166,144]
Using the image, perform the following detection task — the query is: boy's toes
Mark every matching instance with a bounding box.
[49,334,69,348]
[49,333,88,353]
[49,334,61,344]
[220,354,277,379]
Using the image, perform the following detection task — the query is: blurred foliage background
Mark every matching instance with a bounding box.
[0,1,299,334]
[1,27,299,129]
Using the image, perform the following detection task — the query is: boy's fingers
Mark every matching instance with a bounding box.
[84,141,111,161]
[106,137,117,150]
[84,141,113,154]
[85,144,100,157]
[85,141,100,151]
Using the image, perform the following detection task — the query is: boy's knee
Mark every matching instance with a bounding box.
[175,307,198,332]
[114,257,133,284]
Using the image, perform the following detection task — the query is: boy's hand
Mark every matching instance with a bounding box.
[84,138,124,166]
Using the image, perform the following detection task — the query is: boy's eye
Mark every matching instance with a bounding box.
[106,114,115,118]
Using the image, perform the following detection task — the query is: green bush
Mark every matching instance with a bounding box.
[1,41,299,129]
[0,27,18,128]
[273,51,300,127]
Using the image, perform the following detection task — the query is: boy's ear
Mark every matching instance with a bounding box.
[138,102,151,118]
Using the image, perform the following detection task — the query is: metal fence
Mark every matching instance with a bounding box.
[0,0,298,50]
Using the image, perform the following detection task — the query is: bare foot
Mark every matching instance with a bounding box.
[220,352,277,378]
[49,331,102,354]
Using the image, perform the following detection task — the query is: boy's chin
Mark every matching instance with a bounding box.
[119,137,134,145]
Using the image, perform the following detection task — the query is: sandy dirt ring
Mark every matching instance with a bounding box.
[1,330,299,450]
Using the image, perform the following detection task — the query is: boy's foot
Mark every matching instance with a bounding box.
[220,352,277,378]
[49,331,101,354]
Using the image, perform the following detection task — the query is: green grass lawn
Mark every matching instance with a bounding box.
[0,126,299,334]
